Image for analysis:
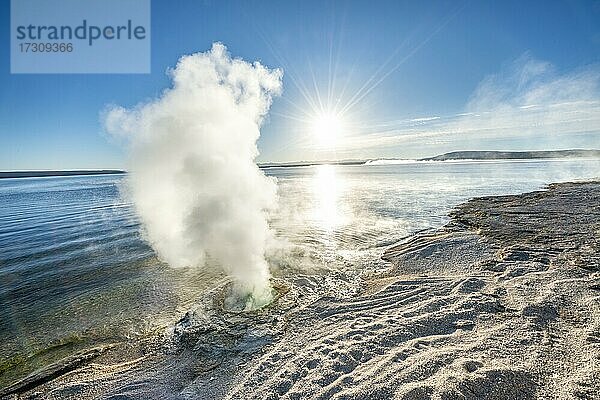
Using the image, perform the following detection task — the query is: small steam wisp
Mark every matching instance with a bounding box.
[105,43,282,310]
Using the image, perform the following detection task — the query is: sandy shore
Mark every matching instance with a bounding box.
[3,181,600,399]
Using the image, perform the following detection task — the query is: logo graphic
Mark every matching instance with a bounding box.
[11,0,151,73]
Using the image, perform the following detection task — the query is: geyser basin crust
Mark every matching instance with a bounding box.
[6,181,600,399]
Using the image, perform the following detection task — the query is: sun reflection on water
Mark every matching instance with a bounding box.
[312,165,347,232]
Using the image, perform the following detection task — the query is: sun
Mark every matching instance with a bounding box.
[312,112,343,149]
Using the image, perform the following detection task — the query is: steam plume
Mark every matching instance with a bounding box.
[104,43,283,309]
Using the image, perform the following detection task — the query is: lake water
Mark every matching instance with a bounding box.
[1,159,599,385]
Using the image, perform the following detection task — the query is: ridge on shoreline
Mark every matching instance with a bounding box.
[0,170,125,179]
[420,149,600,161]
[2,149,599,178]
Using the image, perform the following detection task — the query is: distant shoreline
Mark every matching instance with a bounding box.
[3,149,599,178]
[419,149,600,161]
[258,159,366,169]
[0,170,126,179]
[261,149,600,168]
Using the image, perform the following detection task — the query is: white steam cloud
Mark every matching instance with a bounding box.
[104,43,283,309]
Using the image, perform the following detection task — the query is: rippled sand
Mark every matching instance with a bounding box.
[3,181,600,399]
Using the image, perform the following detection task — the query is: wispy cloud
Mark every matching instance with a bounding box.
[319,54,600,158]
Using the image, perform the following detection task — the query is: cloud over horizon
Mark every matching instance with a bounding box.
[306,54,600,159]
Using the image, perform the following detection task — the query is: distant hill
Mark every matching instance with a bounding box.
[5,150,598,178]
[0,169,126,179]
[421,149,600,161]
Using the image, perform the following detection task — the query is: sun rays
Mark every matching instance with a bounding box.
[255,4,463,160]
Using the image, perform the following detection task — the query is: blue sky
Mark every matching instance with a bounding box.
[1,0,600,169]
